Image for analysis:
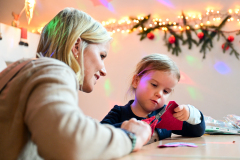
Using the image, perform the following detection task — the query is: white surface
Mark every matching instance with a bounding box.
[0,23,39,62]
[0,56,7,72]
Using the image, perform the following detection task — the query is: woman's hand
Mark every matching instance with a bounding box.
[173,105,190,121]
[121,118,151,152]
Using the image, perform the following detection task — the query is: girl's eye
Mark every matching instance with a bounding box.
[151,83,157,87]
[164,90,170,94]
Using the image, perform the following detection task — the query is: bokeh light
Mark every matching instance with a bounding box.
[214,61,231,74]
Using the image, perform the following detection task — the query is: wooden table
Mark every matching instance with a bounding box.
[115,135,240,160]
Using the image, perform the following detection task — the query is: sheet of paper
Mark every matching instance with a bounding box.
[155,101,183,130]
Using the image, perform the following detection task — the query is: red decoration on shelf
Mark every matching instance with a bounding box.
[168,35,176,44]
[147,32,155,40]
[197,32,204,39]
[222,43,229,50]
[227,35,234,42]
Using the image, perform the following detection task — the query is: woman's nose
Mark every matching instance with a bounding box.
[100,67,107,76]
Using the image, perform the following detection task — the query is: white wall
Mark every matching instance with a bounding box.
[79,27,240,121]
[0,23,40,62]
[0,21,239,122]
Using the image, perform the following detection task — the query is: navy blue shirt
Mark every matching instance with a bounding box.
[101,100,205,140]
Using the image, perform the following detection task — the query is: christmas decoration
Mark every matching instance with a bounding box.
[168,35,175,44]
[227,35,234,42]
[19,28,28,46]
[125,11,239,59]
[0,24,2,40]
[147,32,154,40]
[12,12,20,27]
[25,0,36,24]
[197,32,204,39]
[222,43,230,51]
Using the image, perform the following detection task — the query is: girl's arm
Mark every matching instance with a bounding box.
[172,111,205,137]
[101,105,123,128]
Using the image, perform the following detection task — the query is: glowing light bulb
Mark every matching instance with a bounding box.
[186,26,190,30]
[229,9,232,13]
[166,18,169,21]
[117,29,120,32]
[149,24,152,27]
[195,24,199,28]
[163,22,165,25]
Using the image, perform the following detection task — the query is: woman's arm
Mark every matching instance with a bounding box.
[24,63,132,159]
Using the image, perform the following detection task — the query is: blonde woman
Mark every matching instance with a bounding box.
[0,8,151,160]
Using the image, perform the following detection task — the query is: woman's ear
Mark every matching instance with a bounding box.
[132,74,140,88]
[71,38,81,57]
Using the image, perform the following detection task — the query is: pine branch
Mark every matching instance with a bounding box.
[198,15,231,58]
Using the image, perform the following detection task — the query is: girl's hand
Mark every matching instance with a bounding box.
[173,105,190,121]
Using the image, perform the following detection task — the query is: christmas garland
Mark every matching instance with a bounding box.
[129,12,239,59]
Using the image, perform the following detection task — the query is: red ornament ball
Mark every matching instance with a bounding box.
[222,43,229,50]
[227,35,234,42]
[168,35,176,44]
[197,32,204,39]
[147,32,155,40]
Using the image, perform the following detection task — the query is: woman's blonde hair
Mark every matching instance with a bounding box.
[37,7,112,85]
[128,53,180,95]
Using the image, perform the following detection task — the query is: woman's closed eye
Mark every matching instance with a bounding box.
[100,54,106,59]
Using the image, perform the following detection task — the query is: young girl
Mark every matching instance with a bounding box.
[101,53,205,144]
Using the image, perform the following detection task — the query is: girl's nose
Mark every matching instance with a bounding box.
[155,90,163,98]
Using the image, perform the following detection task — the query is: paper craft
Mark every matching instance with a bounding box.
[142,116,158,135]
[158,142,198,148]
[155,101,183,130]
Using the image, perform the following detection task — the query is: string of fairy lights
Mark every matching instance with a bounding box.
[32,9,240,34]
[101,9,240,35]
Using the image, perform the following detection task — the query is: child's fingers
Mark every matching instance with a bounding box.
[174,105,183,112]
[177,115,187,121]
[173,111,184,119]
